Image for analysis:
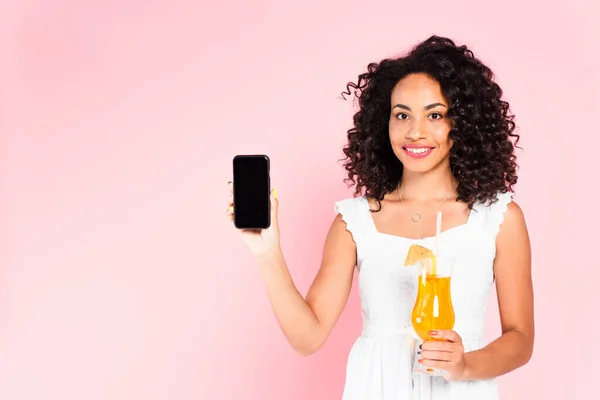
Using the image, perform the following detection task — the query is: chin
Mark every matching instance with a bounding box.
[396,155,435,174]
[401,162,437,174]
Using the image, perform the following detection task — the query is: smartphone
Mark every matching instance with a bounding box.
[232,154,271,229]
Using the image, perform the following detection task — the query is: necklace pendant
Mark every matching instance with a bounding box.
[411,213,422,223]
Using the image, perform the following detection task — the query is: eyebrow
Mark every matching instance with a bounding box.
[393,102,447,111]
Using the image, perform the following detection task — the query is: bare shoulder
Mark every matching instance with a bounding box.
[506,200,525,220]
[498,200,528,238]
[326,212,357,250]
[495,199,531,268]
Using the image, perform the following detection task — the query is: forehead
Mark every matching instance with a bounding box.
[390,73,446,104]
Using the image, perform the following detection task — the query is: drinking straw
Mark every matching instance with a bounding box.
[435,211,442,259]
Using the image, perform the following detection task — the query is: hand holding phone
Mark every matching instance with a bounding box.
[227,155,280,257]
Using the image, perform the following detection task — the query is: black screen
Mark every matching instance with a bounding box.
[233,155,270,229]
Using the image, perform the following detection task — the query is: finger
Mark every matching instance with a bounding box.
[420,350,453,362]
[270,188,278,224]
[418,358,452,370]
[421,341,460,352]
[429,330,462,343]
[227,181,233,206]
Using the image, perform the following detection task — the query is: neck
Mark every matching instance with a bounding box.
[399,165,457,202]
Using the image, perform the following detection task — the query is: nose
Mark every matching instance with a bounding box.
[405,120,426,140]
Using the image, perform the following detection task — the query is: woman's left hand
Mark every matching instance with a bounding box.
[419,330,466,381]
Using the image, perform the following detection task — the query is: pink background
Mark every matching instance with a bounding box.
[1,1,599,399]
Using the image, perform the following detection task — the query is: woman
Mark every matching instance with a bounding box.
[226,35,533,400]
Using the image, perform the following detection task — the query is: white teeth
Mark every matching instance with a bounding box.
[406,147,431,154]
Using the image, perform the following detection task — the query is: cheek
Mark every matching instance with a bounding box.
[433,129,452,148]
[389,125,403,145]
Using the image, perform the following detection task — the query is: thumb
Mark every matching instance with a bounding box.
[430,330,462,343]
[270,188,279,225]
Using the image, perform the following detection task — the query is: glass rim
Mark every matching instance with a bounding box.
[417,255,454,277]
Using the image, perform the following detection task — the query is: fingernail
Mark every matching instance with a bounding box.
[273,188,277,199]
[429,330,437,336]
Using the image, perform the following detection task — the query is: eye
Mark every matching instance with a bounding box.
[429,113,444,120]
[395,113,409,120]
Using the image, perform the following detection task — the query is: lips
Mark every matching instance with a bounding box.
[403,145,434,159]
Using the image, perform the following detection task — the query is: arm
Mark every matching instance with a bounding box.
[257,214,357,356]
[461,201,535,380]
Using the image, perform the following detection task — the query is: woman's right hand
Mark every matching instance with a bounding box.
[226,181,281,259]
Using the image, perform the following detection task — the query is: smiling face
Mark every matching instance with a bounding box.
[388,73,454,174]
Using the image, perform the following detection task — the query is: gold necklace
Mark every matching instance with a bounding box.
[397,182,459,223]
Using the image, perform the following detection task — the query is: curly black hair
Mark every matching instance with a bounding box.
[340,35,520,210]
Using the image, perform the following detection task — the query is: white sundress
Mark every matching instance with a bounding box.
[334,191,512,400]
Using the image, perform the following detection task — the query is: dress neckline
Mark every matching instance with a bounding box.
[361,196,475,242]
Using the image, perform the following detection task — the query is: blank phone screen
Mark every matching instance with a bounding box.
[233,155,270,229]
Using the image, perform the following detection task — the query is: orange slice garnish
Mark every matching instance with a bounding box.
[404,244,437,275]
